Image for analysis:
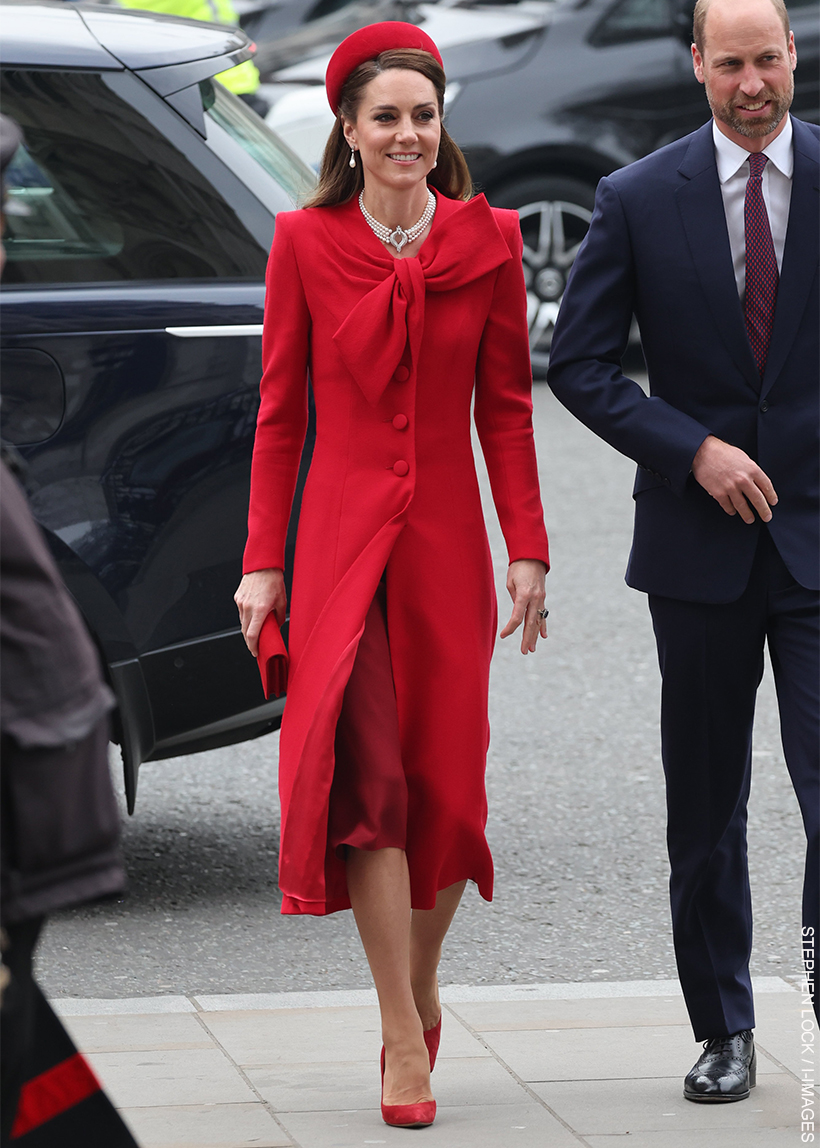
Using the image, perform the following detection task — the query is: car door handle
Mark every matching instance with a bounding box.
[165,325,263,337]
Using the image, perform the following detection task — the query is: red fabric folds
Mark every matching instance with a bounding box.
[332,194,512,407]
[329,582,407,855]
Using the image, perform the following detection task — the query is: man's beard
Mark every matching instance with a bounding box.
[706,78,793,138]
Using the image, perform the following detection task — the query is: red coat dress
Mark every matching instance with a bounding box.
[243,188,549,916]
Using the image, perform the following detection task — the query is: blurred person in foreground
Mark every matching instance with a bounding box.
[548,0,818,1103]
[0,115,134,1145]
[234,23,549,1129]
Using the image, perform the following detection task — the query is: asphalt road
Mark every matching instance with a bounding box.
[38,383,805,999]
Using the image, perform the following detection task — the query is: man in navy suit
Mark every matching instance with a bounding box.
[548,0,818,1102]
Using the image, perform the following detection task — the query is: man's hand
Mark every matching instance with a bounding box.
[692,435,777,524]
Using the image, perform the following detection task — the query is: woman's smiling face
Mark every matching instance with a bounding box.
[344,69,441,195]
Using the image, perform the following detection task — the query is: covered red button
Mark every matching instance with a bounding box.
[392,460,409,477]
[393,366,410,382]
[392,414,409,430]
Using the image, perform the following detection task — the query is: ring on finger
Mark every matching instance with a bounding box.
[536,608,549,621]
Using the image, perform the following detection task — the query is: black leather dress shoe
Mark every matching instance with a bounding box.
[684,1030,756,1102]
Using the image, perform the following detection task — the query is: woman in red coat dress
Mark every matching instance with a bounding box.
[235,23,549,1127]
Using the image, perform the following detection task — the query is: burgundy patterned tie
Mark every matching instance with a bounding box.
[744,152,779,378]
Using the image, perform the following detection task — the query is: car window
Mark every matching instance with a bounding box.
[591,0,675,46]
[201,79,314,205]
[0,69,268,287]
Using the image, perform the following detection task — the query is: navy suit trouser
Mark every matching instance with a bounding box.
[648,529,819,1040]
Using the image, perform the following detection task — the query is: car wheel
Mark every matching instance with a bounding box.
[489,176,596,377]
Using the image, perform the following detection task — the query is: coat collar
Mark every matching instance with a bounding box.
[327,187,509,281]
[327,190,512,406]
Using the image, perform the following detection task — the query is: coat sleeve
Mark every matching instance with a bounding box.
[243,213,311,574]
[547,177,710,497]
[474,211,550,569]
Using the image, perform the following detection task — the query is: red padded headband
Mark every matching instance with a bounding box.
[326,22,443,114]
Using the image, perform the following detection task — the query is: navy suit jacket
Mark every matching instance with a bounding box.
[548,117,819,603]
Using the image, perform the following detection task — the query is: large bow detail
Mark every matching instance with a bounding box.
[333,195,513,407]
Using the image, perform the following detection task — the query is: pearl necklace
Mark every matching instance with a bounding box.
[359,189,436,253]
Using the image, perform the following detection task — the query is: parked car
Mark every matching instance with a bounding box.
[0,1,316,810]
[240,0,541,77]
[266,0,820,373]
[238,0,406,67]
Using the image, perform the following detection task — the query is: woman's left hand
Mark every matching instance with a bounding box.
[500,559,548,654]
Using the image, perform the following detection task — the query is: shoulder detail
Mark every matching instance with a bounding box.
[271,209,300,251]
[273,208,299,229]
[273,206,319,236]
[489,205,520,231]
[485,205,523,259]
[272,204,352,258]
[275,203,351,232]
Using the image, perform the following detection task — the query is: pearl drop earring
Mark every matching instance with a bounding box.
[349,146,357,169]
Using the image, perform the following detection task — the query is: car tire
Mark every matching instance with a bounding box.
[488,176,596,378]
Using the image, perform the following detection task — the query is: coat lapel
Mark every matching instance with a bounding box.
[675,124,760,390]
[762,118,820,396]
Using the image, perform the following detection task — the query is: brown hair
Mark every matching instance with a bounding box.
[693,0,790,54]
[304,48,472,208]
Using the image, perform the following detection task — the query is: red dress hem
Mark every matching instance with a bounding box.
[280,871,494,917]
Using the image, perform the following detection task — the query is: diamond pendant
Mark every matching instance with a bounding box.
[388,226,410,253]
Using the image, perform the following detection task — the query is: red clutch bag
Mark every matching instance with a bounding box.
[257,613,288,699]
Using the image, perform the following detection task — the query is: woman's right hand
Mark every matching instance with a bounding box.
[234,568,287,658]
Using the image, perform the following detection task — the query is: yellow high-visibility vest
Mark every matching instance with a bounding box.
[116,0,261,94]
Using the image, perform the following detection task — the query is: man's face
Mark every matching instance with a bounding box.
[692,0,796,149]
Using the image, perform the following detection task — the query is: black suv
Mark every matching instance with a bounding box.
[0,1,315,810]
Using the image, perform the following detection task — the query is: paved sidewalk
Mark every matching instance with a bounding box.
[55,978,816,1148]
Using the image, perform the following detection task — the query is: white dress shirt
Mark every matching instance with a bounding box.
[712,115,794,298]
